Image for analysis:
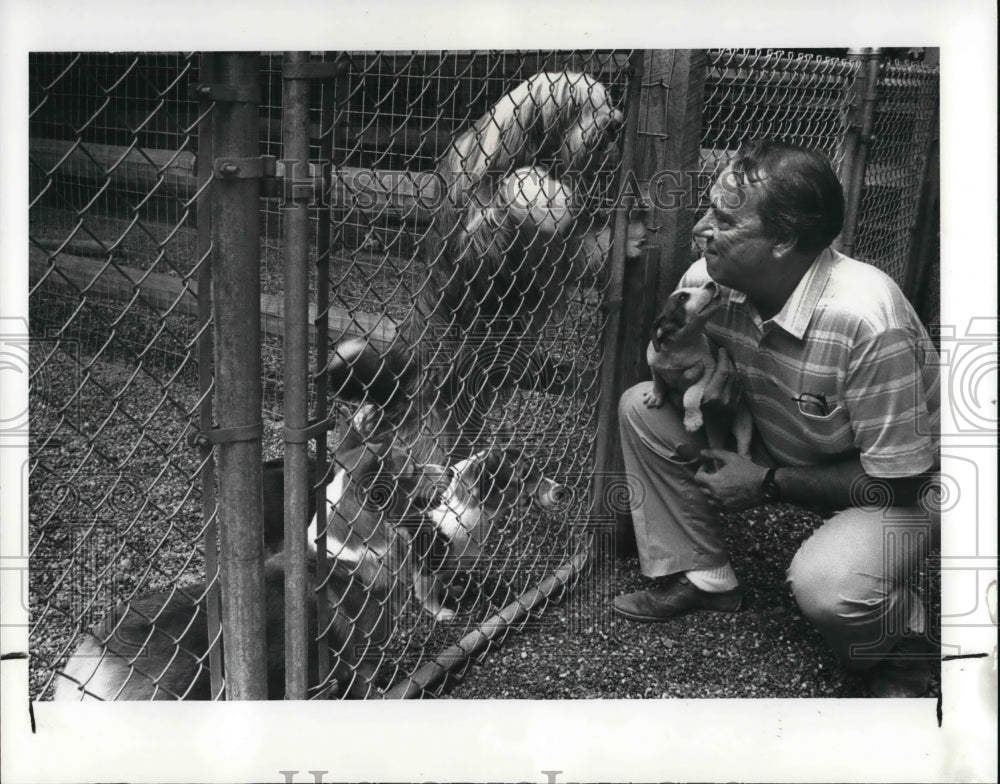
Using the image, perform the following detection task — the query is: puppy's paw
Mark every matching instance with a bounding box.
[414,574,459,622]
[642,389,664,408]
[683,408,704,432]
[429,605,458,622]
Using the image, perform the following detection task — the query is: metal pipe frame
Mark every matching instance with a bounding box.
[209,51,268,700]
[280,50,313,700]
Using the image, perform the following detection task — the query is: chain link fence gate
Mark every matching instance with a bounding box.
[271,51,638,698]
[27,49,939,702]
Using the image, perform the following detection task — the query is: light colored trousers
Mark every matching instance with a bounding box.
[618,382,937,670]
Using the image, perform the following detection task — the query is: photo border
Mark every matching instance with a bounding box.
[2,2,996,782]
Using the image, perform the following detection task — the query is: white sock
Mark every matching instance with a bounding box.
[686,562,739,592]
[907,601,927,635]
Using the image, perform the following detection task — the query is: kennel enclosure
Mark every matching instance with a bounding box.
[27,49,940,699]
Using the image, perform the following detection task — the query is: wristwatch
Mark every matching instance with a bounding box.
[762,467,781,503]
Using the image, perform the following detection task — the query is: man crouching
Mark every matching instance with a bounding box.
[614,140,940,698]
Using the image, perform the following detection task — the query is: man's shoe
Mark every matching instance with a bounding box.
[613,575,743,622]
[864,635,940,698]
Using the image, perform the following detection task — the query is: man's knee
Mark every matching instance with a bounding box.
[786,506,930,625]
[787,538,851,627]
[618,382,686,433]
[786,508,878,625]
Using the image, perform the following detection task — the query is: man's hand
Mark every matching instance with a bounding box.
[694,448,768,512]
[699,347,741,415]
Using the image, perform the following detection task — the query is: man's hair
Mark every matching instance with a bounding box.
[730,140,845,253]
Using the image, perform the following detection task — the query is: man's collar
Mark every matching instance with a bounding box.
[769,247,837,338]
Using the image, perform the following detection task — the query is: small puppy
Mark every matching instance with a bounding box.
[645,280,753,456]
[413,448,566,619]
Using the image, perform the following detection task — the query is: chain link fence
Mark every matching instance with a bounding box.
[699,49,939,329]
[854,58,940,326]
[280,51,636,697]
[27,49,939,701]
[700,49,859,201]
[28,52,218,699]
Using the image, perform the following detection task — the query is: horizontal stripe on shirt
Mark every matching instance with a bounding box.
[678,248,939,477]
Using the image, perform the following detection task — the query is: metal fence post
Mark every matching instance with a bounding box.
[903,88,940,310]
[593,50,708,556]
[196,52,225,699]
[904,124,939,323]
[280,50,311,700]
[208,51,268,700]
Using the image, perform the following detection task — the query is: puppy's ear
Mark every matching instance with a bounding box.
[449,452,487,504]
[326,338,415,406]
[513,458,550,503]
[380,446,449,510]
[338,445,380,481]
[653,298,686,340]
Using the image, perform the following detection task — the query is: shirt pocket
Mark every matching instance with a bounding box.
[793,395,854,449]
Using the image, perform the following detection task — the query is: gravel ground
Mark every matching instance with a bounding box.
[446,502,942,699]
[28,340,207,699]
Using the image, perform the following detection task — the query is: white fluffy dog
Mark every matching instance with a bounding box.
[330,72,646,461]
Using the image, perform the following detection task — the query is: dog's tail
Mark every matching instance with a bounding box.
[326,336,416,407]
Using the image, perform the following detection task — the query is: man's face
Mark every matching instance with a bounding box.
[692,167,777,293]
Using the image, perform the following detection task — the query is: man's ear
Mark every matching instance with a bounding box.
[771,235,798,259]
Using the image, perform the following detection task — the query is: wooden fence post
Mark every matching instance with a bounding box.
[594,50,708,558]
[643,51,710,304]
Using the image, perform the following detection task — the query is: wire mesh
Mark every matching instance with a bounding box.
[698,49,940,309]
[28,52,217,700]
[853,58,940,287]
[700,50,860,210]
[299,51,635,697]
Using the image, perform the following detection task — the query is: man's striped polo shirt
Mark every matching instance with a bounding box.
[678,247,940,478]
